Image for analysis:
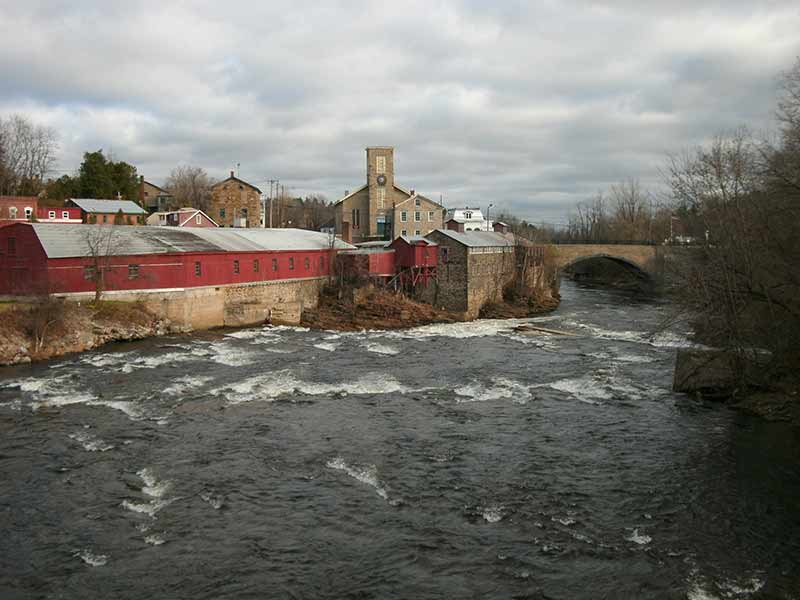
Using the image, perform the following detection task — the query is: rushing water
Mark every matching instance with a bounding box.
[1,281,798,599]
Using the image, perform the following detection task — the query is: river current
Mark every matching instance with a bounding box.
[1,281,798,599]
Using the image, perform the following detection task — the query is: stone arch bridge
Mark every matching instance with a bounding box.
[549,242,663,280]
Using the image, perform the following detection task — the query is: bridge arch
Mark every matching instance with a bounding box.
[560,253,652,280]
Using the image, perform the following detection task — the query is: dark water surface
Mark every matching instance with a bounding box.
[1,282,798,599]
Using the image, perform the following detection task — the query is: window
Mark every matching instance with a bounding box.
[48,211,56,219]
[401,229,407,237]
[376,155,386,174]
[128,264,140,280]
[414,211,421,222]
[84,265,96,280]
[62,211,69,219]
[428,211,435,221]
[24,207,32,218]
[465,211,472,219]
[400,211,407,222]
[414,230,421,236]
[304,257,310,270]
[289,257,295,270]
[9,207,17,219]
[220,208,226,219]
[102,215,108,223]
[272,258,278,272]
[415,197,421,207]
[233,260,240,274]
[8,237,16,255]
[196,214,202,225]
[440,247,449,263]
[253,259,259,272]
[241,207,248,218]
[195,262,202,276]
[377,187,385,209]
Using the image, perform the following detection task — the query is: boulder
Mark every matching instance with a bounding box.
[673,349,739,399]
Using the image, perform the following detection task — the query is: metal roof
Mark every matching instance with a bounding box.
[68,199,148,215]
[27,224,354,258]
[393,235,438,246]
[429,229,514,248]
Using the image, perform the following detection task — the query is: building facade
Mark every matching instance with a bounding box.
[0,196,38,225]
[146,208,218,227]
[66,198,147,225]
[139,178,174,213]
[426,229,517,319]
[445,208,491,232]
[334,147,444,243]
[209,172,262,228]
[36,206,82,223]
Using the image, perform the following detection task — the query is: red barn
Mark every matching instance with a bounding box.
[338,247,396,282]
[0,223,354,296]
[36,206,83,223]
[388,235,438,287]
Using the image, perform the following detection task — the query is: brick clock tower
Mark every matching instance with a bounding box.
[366,147,394,238]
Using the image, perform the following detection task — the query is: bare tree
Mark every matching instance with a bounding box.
[0,114,58,196]
[83,226,122,303]
[164,165,216,212]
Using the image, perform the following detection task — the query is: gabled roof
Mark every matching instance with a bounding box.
[178,209,218,227]
[24,223,354,258]
[429,229,514,248]
[333,184,368,206]
[391,235,438,247]
[143,181,172,195]
[211,175,262,194]
[68,198,147,215]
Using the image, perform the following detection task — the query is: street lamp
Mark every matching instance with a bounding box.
[486,203,494,231]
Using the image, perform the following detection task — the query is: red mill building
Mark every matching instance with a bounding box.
[333,147,444,243]
[0,223,353,327]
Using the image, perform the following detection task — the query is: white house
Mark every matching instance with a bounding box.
[444,208,492,232]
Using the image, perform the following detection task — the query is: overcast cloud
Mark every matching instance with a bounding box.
[1,1,798,222]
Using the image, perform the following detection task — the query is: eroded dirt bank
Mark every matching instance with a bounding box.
[0,300,172,366]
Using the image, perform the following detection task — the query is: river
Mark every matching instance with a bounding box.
[1,281,798,599]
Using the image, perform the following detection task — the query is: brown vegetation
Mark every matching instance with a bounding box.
[301,285,459,331]
[0,299,169,365]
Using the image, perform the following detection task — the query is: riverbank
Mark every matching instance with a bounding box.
[0,300,173,366]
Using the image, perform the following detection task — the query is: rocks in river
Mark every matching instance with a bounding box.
[673,349,740,399]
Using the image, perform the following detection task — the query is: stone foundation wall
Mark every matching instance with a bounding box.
[51,277,326,330]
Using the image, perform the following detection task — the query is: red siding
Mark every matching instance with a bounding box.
[389,238,438,269]
[0,224,336,295]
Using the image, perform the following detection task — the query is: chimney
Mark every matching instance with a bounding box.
[344,190,349,197]
[230,170,235,178]
[410,189,415,196]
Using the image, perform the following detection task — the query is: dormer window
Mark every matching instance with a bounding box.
[464,211,472,219]
[24,207,33,219]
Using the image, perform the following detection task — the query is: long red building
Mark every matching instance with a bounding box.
[0,223,353,296]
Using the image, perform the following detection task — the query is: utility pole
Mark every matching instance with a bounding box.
[267,179,279,228]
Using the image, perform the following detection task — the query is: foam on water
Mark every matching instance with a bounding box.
[313,342,340,352]
[224,328,267,339]
[385,318,532,340]
[552,516,577,526]
[68,431,114,452]
[545,377,611,405]
[454,378,532,404]
[365,342,399,355]
[214,370,418,404]
[144,534,166,546]
[163,375,214,396]
[138,468,171,498]
[625,528,652,545]
[200,492,224,510]
[206,341,257,367]
[87,400,144,419]
[482,506,504,523]
[326,457,389,500]
[75,549,107,567]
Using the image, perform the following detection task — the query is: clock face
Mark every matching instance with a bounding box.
[376,174,387,186]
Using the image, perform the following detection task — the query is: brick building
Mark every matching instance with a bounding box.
[0,196,38,225]
[139,177,174,213]
[66,199,147,224]
[209,172,262,228]
[334,147,444,243]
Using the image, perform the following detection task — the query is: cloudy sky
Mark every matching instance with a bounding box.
[1,1,798,222]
